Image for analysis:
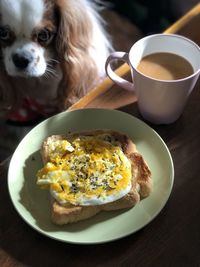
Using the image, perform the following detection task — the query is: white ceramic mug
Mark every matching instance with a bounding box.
[105,34,200,124]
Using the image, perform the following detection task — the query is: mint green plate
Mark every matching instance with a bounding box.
[8,109,174,244]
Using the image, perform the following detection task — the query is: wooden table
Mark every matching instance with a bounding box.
[1,4,200,267]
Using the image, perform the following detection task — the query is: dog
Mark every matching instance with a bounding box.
[0,0,113,122]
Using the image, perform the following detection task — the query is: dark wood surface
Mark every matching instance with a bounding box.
[1,5,200,267]
[1,79,200,267]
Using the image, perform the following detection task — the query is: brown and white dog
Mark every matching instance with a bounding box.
[0,0,112,121]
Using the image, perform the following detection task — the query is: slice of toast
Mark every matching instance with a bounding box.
[38,130,152,225]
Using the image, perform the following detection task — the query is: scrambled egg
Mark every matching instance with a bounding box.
[36,134,132,206]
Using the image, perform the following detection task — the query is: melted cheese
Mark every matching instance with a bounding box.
[37,134,132,206]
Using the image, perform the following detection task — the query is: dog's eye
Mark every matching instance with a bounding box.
[0,26,11,41]
[37,29,52,43]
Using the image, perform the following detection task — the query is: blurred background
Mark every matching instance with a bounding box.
[109,0,199,34]
[0,0,199,162]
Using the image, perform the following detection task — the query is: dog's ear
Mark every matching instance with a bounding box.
[55,0,99,108]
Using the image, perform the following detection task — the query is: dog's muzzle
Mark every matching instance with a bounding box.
[12,51,33,70]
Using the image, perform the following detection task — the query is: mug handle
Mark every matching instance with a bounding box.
[105,51,135,91]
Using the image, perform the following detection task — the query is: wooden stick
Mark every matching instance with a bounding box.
[69,3,200,111]
[68,63,130,110]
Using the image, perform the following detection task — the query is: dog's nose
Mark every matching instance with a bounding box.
[12,52,33,70]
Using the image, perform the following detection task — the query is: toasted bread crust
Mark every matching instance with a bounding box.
[52,202,100,224]
[40,130,152,225]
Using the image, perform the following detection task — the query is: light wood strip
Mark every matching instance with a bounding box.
[164,3,200,34]
[68,63,130,110]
